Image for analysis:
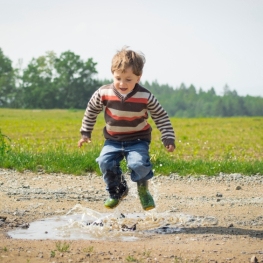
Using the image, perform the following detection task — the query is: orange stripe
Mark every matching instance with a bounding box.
[126,97,148,103]
[101,95,120,101]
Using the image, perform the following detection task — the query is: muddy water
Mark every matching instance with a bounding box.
[8,204,218,241]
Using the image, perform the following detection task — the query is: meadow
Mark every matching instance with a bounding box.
[0,109,262,176]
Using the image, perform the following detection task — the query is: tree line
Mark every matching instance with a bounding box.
[142,81,263,117]
[1,47,263,117]
[0,48,98,109]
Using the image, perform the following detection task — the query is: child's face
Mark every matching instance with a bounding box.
[113,67,141,95]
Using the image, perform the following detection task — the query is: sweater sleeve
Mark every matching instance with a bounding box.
[147,93,176,147]
[80,89,103,139]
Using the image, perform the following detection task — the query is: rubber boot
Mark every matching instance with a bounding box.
[137,180,155,211]
[104,180,128,209]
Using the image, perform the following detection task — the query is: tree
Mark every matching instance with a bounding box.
[54,51,98,108]
[0,48,16,107]
[16,50,99,109]
[18,51,57,108]
[2,47,263,116]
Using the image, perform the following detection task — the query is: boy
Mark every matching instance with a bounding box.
[78,47,175,211]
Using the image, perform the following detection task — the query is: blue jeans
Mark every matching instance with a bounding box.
[96,139,153,192]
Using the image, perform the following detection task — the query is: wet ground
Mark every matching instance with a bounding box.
[8,205,218,241]
[1,169,263,262]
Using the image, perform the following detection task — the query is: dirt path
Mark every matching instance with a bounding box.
[0,169,263,263]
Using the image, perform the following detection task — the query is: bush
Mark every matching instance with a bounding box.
[0,129,11,160]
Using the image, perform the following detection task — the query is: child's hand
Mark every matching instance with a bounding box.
[78,138,91,148]
[166,145,175,152]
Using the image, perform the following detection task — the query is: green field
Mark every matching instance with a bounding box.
[0,109,262,176]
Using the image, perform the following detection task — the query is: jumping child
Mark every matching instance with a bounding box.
[78,47,175,210]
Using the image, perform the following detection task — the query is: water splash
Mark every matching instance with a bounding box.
[8,204,218,241]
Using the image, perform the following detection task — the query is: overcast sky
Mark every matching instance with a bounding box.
[1,0,263,96]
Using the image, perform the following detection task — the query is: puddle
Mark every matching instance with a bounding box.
[8,204,218,241]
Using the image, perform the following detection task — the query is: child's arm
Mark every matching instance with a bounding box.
[147,93,176,151]
[79,89,103,147]
[166,144,175,152]
[78,137,91,148]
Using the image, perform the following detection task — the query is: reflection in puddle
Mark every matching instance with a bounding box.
[8,204,218,241]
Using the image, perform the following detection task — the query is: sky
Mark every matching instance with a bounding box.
[1,0,263,97]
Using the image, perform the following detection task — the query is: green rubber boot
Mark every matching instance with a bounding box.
[104,198,120,209]
[137,180,155,211]
[104,181,128,209]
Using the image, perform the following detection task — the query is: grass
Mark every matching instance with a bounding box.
[0,247,8,252]
[55,241,70,252]
[0,108,262,176]
[50,250,56,258]
[126,255,138,262]
[83,246,94,253]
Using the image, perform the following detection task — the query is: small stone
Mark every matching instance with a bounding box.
[21,223,30,229]
[235,186,242,190]
[0,216,7,222]
[251,255,258,263]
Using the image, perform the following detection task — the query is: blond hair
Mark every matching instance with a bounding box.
[111,47,145,76]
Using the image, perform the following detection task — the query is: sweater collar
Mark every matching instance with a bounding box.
[112,83,139,100]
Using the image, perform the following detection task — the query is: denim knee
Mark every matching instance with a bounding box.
[96,155,108,173]
[96,156,113,173]
[96,155,123,176]
[128,161,151,174]
[128,161,153,182]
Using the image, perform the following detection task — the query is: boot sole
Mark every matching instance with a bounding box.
[104,189,129,209]
[143,205,155,211]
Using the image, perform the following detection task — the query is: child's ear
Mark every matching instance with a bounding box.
[137,75,142,83]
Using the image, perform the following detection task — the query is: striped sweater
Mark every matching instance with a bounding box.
[80,83,175,147]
